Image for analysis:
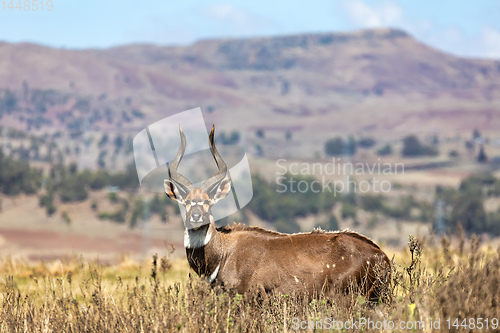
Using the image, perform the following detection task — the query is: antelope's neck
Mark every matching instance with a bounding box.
[184,223,215,249]
[184,223,224,282]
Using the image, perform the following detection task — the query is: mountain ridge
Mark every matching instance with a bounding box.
[0,28,499,149]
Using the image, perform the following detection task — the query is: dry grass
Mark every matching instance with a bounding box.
[0,234,499,332]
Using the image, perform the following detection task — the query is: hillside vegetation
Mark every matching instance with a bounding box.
[1,29,500,161]
[0,234,498,332]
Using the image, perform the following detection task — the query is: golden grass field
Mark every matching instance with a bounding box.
[1,233,499,332]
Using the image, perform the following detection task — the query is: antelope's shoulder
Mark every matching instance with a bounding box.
[217,223,287,238]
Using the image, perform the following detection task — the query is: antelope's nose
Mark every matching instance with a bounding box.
[192,212,202,221]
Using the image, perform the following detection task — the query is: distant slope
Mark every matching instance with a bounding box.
[1,28,499,144]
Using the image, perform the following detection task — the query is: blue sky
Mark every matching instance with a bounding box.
[0,0,499,59]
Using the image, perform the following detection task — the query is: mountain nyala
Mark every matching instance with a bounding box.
[164,125,391,301]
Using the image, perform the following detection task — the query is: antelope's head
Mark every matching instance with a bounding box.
[164,125,232,227]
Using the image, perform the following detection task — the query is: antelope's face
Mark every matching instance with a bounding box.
[185,189,212,223]
[163,125,232,228]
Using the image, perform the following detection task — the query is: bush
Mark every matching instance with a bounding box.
[89,170,109,190]
[217,131,240,145]
[59,175,88,203]
[381,195,415,219]
[39,190,56,216]
[477,146,488,163]
[360,194,385,212]
[324,137,343,155]
[98,134,108,147]
[274,219,300,234]
[108,192,118,202]
[486,210,500,235]
[108,165,139,189]
[402,135,422,156]
[0,152,40,195]
[248,174,337,222]
[450,194,486,233]
[341,202,356,219]
[61,211,71,225]
[402,135,438,157]
[488,179,500,196]
[325,215,339,231]
[357,137,376,149]
[99,198,129,224]
[129,198,145,229]
[435,174,500,234]
[324,137,356,156]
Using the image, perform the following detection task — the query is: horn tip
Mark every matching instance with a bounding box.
[209,125,215,140]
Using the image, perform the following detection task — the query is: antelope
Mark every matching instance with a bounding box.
[164,125,391,301]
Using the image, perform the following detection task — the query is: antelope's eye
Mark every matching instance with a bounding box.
[204,200,211,205]
[185,200,191,205]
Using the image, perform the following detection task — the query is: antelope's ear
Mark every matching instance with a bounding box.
[212,178,232,204]
[164,179,187,204]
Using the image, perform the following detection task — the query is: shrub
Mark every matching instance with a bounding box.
[357,137,376,149]
[248,174,337,222]
[274,219,300,234]
[402,135,438,157]
[324,137,343,155]
[341,202,356,219]
[59,175,88,203]
[0,153,40,195]
[360,194,385,212]
[89,170,108,190]
[324,137,356,156]
[325,214,339,231]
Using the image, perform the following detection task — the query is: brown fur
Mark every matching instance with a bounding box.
[186,222,391,301]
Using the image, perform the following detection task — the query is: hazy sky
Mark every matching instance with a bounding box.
[0,0,499,59]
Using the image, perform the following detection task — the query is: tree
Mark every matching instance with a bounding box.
[324,137,356,156]
[450,195,486,233]
[477,145,488,163]
[402,135,438,157]
[325,137,344,156]
[217,131,240,145]
[114,135,124,153]
[2,90,17,113]
[358,137,376,149]
[341,202,357,219]
[402,135,423,156]
[325,215,339,231]
[361,194,384,211]
[274,219,300,234]
[59,175,88,202]
[473,128,481,140]
[346,137,357,155]
[98,134,109,147]
[377,144,393,156]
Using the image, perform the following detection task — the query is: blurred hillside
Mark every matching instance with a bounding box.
[0,28,499,160]
[1,28,500,257]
